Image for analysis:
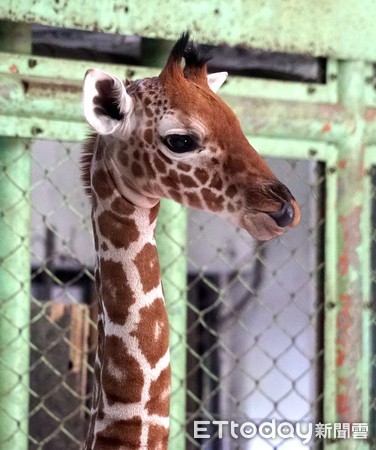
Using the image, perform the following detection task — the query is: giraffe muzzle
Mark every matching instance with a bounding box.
[266,201,295,228]
[243,198,300,241]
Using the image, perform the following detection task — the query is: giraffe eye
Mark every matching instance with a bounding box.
[163,134,198,153]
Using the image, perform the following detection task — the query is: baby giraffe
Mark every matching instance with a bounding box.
[81,33,300,450]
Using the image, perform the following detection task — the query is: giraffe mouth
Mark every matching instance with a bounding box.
[243,200,300,241]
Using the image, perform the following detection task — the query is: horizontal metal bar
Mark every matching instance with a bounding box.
[230,96,376,144]
[0,51,160,83]
[249,136,338,164]
[1,54,376,144]
[0,115,87,141]
[1,0,376,61]
[0,52,338,104]
[2,83,376,145]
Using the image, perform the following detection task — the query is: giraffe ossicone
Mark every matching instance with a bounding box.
[81,32,300,449]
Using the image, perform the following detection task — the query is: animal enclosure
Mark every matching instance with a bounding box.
[0,2,376,449]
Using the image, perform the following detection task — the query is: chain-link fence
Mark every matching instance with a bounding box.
[12,139,325,449]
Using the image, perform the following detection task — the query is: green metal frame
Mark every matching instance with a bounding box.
[0,1,375,448]
[1,0,376,61]
[0,22,31,450]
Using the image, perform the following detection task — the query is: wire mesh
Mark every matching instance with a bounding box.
[1,139,326,449]
[185,158,325,450]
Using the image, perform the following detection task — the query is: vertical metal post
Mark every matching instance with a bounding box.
[156,203,188,448]
[330,60,369,450]
[0,22,31,450]
[142,38,188,448]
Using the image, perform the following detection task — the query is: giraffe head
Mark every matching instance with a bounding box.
[83,33,300,240]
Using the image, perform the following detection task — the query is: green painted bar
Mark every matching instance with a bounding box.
[334,61,368,450]
[0,51,337,104]
[156,201,188,448]
[1,0,376,61]
[323,150,339,447]
[0,138,31,450]
[0,22,31,450]
[2,55,376,144]
[361,154,372,427]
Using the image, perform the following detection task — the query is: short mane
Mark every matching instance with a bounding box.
[81,133,98,199]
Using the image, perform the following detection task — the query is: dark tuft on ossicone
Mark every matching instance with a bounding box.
[169,32,212,69]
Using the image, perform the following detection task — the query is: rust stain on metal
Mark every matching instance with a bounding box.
[364,108,376,122]
[9,64,18,74]
[336,294,352,343]
[338,253,349,275]
[336,293,352,417]
[337,389,350,415]
[321,123,331,133]
[335,205,363,422]
[338,206,362,268]
[338,159,347,170]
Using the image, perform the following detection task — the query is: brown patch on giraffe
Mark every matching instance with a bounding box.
[132,297,169,368]
[97,210,139,249]
[209,173,223,190]
[168,189,183,203]
[133,149,140,160]
[180,173,198,188]
[225,184,238,198]
[102,335,144,405]
[147,425,169,450]
[153,154,167,174]
[202,188,225,212]
[144,128,153,145]
[186,192,202,209]
[117,150,129,168]
[158,151,173,165]
[145,107,153,118]
[98,258,136,324]
[132,161,144,178]
[177,162,191,172]
[133,243,161,293]
[146,366,171,416]
[161,170,179,190]
[226,155,247,172]
[92,168,114,199]
[227,202,235,213]
[111,197,136,215]
[95,416,142,449]
[194,167,210,185]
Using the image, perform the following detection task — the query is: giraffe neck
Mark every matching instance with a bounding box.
[84,169,170,449]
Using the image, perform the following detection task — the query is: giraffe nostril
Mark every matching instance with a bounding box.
[267,202,295,228]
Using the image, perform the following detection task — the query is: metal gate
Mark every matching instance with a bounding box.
[0,2,375,449]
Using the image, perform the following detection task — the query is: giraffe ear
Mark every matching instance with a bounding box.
[82,69,133,135]
[207,71,228,93]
